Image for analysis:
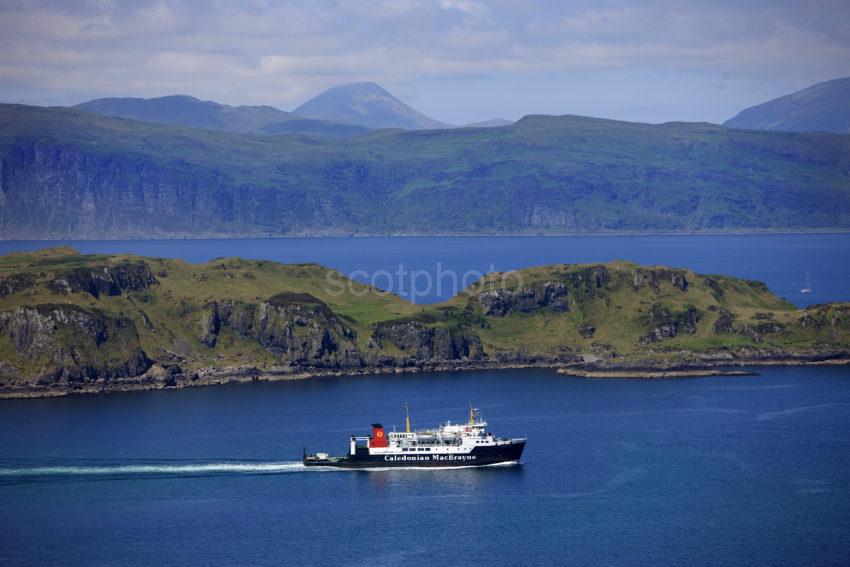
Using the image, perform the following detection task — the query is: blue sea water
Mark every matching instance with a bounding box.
[1,367,849,566]
[1,234,849,565]
[1,233,849,306]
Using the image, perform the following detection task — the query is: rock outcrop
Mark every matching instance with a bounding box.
[739,322,785,344]
[198,293,361,367]
[0,304,150,386]
[798,304,850,330]
[578,322,596,338]
[0,273,35,296]
[561,266,609,295]
[640,304,701,342]
[633,268,689,291]
[46,262,157,298]
[371,320,485,362]
[713,308,736,334]
[477,281,568,316]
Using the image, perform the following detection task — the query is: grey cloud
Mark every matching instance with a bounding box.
[0,0,848,123]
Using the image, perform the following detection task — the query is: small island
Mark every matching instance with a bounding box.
[0,247,847,398]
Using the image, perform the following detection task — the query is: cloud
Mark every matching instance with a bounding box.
[0,0,848,123]
[439,0,488,17]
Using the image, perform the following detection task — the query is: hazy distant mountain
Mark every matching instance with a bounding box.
[293,82,452,130]
[74,95,368,138]
[464,118,514,128]
[724,77,850,133]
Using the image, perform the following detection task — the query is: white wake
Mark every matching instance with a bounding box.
[0,460,522,476]
[0,461,316,476]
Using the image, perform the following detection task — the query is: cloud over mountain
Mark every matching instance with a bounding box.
[1,1,849,124]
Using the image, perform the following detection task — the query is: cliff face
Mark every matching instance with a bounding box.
[198,295,362,368]
[640,304,701,342]
[477,281,569,316]
[0,250,848,397]
[46,261,157,297]
[0,142,355,238]
[0,304,150,388]
[371,320,485,362]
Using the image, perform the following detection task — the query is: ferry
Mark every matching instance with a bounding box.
[303,405,526,468]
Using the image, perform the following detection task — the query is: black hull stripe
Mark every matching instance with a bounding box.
[304,441,525,469]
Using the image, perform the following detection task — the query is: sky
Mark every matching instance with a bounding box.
[1,0,849,125]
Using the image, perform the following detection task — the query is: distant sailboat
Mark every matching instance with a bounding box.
[801,271,813,294]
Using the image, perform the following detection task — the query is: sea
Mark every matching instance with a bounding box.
[1,234,849,566]
[0,233,848,306]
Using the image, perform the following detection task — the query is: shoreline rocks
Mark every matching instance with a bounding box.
[2,352,848,400]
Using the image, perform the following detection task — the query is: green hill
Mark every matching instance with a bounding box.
[0,248,847,397]
[1,103,850,238]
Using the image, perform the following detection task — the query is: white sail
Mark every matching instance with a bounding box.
[801,271,813,294]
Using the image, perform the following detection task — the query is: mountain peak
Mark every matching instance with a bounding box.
[155,94,201,102]
[724,76,850,133]
[334,81,386,91]
[293,82,452,130]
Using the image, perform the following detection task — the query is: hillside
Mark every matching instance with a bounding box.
[293,82,452,129]
[465,118,514,128]
[0,248,847,397]
[725,77,850,133]
[1,104,850,238]
[75,95,370,138]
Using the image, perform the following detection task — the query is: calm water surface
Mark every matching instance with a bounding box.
[1,234,848,305]
[1,367,849,566]
[1,234,849,565]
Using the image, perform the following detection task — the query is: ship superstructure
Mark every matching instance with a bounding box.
[303,405,525,468]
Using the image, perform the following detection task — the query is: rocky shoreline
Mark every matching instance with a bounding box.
[557,368,756,379]
[2,352,848,400]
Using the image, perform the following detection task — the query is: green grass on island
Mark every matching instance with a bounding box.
[0,248,848,396]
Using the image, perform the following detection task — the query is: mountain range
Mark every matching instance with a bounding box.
[75,94,372,138]
[73,83,516,136]
[1,103,849,238]
[724,77,850,133]
[73,75,850,139]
